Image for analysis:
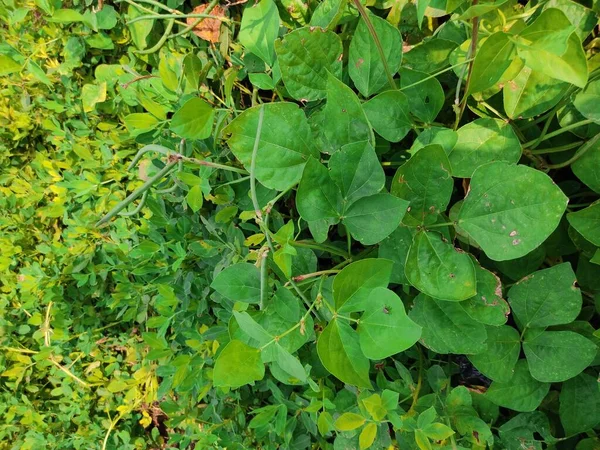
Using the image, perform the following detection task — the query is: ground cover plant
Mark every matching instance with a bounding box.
[1,0,600,448]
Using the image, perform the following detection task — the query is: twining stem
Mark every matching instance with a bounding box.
[546,133,600,170]
[352,0,397,90]
[96,160,178,227]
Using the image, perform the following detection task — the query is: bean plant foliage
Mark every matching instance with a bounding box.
[1,0,600,448]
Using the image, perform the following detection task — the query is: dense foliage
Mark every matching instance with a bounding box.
[1,0,600,448]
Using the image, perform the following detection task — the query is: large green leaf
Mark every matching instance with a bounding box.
[213,340,265,387]
[329,141,384,205]
[515,8,588,88]
[572,137,600,194]
[410,127,458,155]
[574,79,600,123]
[317,318,372,388]
[362,90,412,143]
[170,97,214,140]
[461,264,509,326]
[448,118,521,178]
[343,193,408,245]
[503,66,569,119]
[224,103,318,191]
[405,231,477,301]
[275,27,343,101]
[486,360,550,412]
[296,157,343,223]
[468,325,520,382]
[409,293,487,354]
[468,32,516,95]
[378,226,413,285]
[357,288,421,359]
[333,258,393,312]
[311,73,373,153]
[391,144,453,226]
[211,263,261,304]
[457,162,568,261]
[567,201,600,246]
[523,329,596,382]
[508,262,582,329]
[348,12,402,97]
[399,68,444,124]
[238,0,280,65]
[559,373,600,435]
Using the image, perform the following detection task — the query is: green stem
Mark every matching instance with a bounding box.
[96,160,178,227]
[523,119,593,148]
[545,133,600,170]
[335,314,359,323]
[292,269,340,282]
[290,241,349,258]
[408,347,424,414]
[454,0,479,129]
[352,0,396,90]
[135,18,174,55]
[427,221,455,229]
[530,141,583,155]
[400,58,474,92]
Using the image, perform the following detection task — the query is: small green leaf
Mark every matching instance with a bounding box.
[523,329,596,383]
[559,373,600,435]
[275,27,343,101]
[417,406,437,428]
[399,68,444,123]
[358,288,421,359]
[567,201,600,245]
[296,157,343,223]
[507,263,581,328]
[211,263,261,304]
[213,340,265,388]
[317,411,334,436]
[333,258,393,312]
[378,226,413,285]
[362,90,412,143]
[239,0,280,65]
[186,185,204,212]
[359,422,377,450]
[468,32,515,95]
[123,113,160,136]
[317,319,372,388]
[422,423,455,440]
[81,82,107,112]
[460,264,509,326]
[233,311,272,347]
[457,162,568,261]
[572,137,600,194]
[405,231,477,302]
[348,12,402,96]
[486,360,550,412]
[362,393,387,421]
[468,325,521,382]
[414,429,432,450]
[0,54,21,76]
[334,412,366,431]
[171,97,214,140]
[391,144,453,226]
[448,119,521,178]
[574,79,600,123]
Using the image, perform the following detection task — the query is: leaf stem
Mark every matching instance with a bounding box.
[400,58,475,92]
[408,347,424,414]
[290,240,349,258]
[292,269,340,282]
[530,141,583,155]
[426,221,455,229]
[545,133,600,170]
[352,0,397,90]
[522,119,594,148]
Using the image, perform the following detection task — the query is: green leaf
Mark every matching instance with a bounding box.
[272,343,307,382]
[296,157,343,223]
[468,32,515,95]
[567,202,600,245]
[405,231,477,301]
[311,73,373,153]
[503,66,569,119]
[391,145,453,226]
[486,360,550,412]
[275,27,343,101]
[399,68,444,123]
[48,8,85,22]
[414,429,432,450]
[468,325,520,382]
[239,0,280,65]
[233,311,272,347]
[516,9,588,88]
[409,293,487,354]
[572,136,600,194]
[457,162,568,261]
[348,12,402,97]
[310,0,346,29]
[523,329,596,382]
[171,97,214,140]
[123,113,160,137]
[329,141,385,205]
[359,422,377,449]
[378,226,412,285]
[213,340,265,388]
[0,54,21,76]
[127,5,152,49]
[574,79,600,123]
[507,263,582,328]
[403,38,458,74]
[559,373,600,435]
[422,423,455,440]
[460,263,509,326]
[334,412,366,431]
[448,119,521,178]
[317,411,334,436]
[317,318,372,388]
[333,258,393,313]
[211,263,261,304]
[362,393,387,421]
[186,185,204,212]
[410,127,458,155]
[362,90,412,143]
[81,82,107,112]
[343,193,408,245]
[357,287,421,359]
[224,103,318,190]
